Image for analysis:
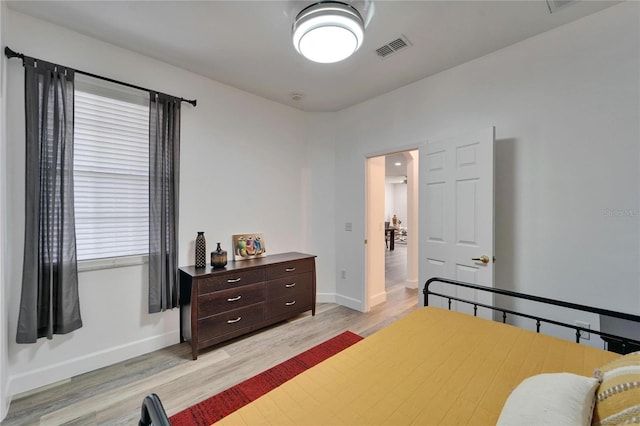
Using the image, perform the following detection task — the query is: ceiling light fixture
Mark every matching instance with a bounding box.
[292,1,365,64]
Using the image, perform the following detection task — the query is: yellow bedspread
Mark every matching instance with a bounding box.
[216,307,619,425]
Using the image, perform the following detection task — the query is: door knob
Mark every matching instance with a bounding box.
[472,255,490,264]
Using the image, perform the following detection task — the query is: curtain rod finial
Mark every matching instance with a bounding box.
[4,46,24,60]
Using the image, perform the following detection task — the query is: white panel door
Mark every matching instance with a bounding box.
[419,127,494,318]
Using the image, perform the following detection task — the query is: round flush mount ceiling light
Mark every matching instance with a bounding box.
[292,1,365,64]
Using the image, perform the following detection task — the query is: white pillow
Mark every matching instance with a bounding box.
[496,372,600,426]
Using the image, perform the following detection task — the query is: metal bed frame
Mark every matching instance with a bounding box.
[138,393,170,426]
[139,277,640,425]
[425,277,640,351]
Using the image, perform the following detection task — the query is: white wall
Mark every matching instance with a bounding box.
[332,3,640,319]
[393,185,407,227]
[302,113,338,304]
[3,10,316,397]
[384,182,393,223]
[384,183,407,226]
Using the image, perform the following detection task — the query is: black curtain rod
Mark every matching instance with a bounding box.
[4,46,197,107]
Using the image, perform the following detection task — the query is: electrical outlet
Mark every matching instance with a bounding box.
[340,270,346,279]
[575,321,591,340]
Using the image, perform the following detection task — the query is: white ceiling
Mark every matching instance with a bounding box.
[385,151,410,182]
[6,0,617,112]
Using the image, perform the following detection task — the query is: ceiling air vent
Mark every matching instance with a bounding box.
[376,35,412,59]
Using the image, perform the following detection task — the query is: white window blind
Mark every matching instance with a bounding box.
[73,77,150,261]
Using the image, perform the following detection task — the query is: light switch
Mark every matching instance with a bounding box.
[345,222,352,231]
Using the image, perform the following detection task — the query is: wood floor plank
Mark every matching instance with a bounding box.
[39,349,231,425]
[4,247,417,425]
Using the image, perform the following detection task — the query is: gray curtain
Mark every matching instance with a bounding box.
[149,92,180,313]
[17,57,82,343]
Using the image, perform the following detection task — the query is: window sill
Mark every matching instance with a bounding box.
[78,255,148,272]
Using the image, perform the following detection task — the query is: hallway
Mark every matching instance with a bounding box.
[385,244,408,291]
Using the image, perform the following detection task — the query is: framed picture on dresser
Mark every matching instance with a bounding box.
[232,233,266,260]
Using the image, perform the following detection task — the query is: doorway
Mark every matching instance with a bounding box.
[365,149,419,311]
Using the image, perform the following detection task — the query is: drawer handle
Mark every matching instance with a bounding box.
[227,278,242,283]
[285,300,296,306]
[285,267,296,272]
[227,316,242,324]
[227,295,242,302]
[285,283,296,288]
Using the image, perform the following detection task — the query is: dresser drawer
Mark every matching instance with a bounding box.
[197,269,264,294]
[265,291,313,320]
[197,303,264,341]
[266,273,313,301]
[198,283,265,319]
[265,258,315,280]
[180,253,316,359]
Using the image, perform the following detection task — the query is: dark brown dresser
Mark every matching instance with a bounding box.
[180,252,316,359]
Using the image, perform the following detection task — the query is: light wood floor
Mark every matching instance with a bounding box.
[4,247,417,425]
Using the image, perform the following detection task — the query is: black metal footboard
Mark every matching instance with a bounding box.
[424,277,640,352]
[139,393,171,426]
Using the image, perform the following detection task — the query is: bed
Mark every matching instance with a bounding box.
[140,278,640,425]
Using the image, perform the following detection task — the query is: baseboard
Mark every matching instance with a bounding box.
[0,388,9,423]
[316,292,337,304]
[318,292,365,312]
[9,330,180,397]
[369,290,387,308]
[406,279,418,289]
[335,294,364,312]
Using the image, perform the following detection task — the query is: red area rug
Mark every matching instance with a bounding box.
[169,331,363,426]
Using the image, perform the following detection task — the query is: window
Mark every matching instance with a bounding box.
[73,76,150,262]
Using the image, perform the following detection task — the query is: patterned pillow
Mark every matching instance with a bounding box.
[592,351,640,425]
